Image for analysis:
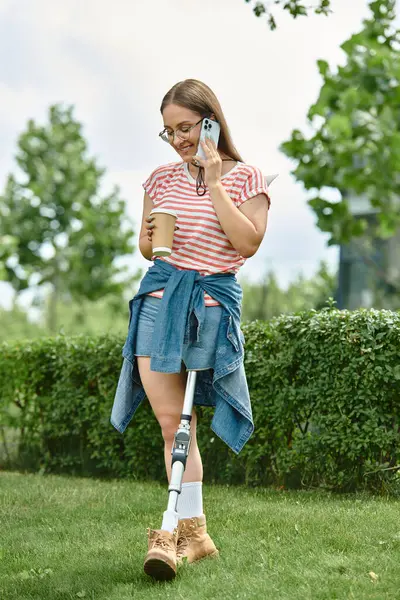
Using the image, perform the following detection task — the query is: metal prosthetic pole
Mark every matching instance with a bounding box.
[161,370,197,531]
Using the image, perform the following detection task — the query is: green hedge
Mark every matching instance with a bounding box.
[1,305,399,494]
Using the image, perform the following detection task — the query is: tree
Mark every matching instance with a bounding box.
[0,105,138,332]
[0,234,17,281]
[245,0,332,30]
[280,0,400,246]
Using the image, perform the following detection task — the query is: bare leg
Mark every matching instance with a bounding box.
[136,357,203,483]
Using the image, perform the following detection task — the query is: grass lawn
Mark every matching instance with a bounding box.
[0,472,399,599]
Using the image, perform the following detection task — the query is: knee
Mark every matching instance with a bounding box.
[158,412,197,444]
[159,415,180,443]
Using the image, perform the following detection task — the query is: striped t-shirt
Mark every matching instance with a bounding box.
[143,161,271,307]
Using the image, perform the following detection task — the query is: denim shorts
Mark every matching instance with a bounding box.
[134,295,223,371]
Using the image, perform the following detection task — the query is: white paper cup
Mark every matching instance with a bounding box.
[149,209,177,257]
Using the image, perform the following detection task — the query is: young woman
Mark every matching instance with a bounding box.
[110,79,271,581]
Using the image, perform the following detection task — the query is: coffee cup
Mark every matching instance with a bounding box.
[149,208,177,257]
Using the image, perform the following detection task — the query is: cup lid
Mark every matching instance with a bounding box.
[150,208,177,218]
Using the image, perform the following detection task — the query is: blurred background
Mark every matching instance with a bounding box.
[1,0,399,341]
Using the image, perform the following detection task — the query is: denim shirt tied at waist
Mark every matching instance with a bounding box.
[110,258,254,454]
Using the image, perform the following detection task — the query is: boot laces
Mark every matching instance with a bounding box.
[177,523,195,556]
[177,533,190,554]
[150,531,175,551]
[154,538,173,550]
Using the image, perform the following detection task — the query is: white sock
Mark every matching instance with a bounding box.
[177,481,203,519]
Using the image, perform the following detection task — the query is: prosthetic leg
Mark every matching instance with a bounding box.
[144,369,217,580]
[161,370,197,531]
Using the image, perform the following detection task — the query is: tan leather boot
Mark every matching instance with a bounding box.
[176,514,219,565]
[143,528,178,580]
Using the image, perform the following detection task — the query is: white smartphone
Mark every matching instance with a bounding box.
[197,118,221,160]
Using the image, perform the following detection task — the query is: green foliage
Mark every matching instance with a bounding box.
[44,295,132,337]
[0,287,138,343]
[245,0,331,29]
[0,104,138,332]
[240,304,400,494]
[241,260,337,321]
[0,306,46,341]
[280,0,400,245]
[0,235,18,280]
[0,334,164,479]
[0,261,334,344]
[0,297,131,344]
[1,305,399,494]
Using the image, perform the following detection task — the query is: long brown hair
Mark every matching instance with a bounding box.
[160,79,244,163]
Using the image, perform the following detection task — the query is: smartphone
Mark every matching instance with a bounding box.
[197,118,221,160]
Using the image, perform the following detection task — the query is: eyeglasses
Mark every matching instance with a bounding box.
[159,117,205,144]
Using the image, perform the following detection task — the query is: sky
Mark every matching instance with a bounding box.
[0,0,391,310]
